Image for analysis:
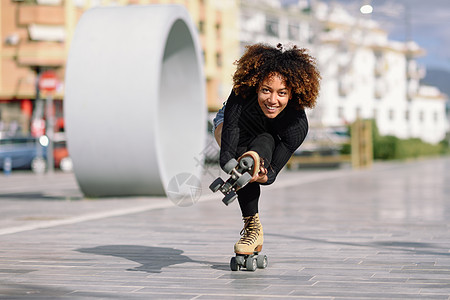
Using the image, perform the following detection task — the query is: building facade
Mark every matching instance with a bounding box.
[1,0,448,144]
[238,0,448,144]
[0,0,239,137]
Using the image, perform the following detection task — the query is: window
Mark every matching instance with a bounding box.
[216,52,222,67]
[265,17,279,37]
[198,21,205,34]
[356,107,362,118]
[419,111,424,122]
[338,107,344,119]
[288,22,299,40]
[216,23,221,39]
[389,109,395,121]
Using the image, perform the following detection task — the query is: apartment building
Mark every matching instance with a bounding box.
[238,0,448,144]
[1,0,447,144]
[0,0,239,137]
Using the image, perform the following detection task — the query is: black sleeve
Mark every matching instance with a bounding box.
[262,110,308,185]
[219,90,242,170]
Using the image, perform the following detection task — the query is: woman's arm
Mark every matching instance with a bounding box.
[219,90,242,170]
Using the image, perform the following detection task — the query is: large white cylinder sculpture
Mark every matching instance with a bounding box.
[64,5,206,197]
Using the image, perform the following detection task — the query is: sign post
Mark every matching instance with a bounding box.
[38,71,58,174]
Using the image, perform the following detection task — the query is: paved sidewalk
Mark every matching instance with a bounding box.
[0,157,449,299]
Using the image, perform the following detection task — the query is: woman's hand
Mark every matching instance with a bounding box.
[250,166,268,184]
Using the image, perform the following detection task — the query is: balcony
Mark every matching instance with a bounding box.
[17,41,65,67]
[28,24,65,42]
[407,60,426,80]
[374,58,388,77]
[338,75,353,97]
[19,4,64,26]
[374,79,388,99]
[407,80,419,100]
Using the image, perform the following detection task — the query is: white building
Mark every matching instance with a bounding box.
[408,86,449,144]
[239,0,311,52]
[238,0,449,145]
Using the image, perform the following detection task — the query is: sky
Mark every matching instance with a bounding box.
[322,0,450,72]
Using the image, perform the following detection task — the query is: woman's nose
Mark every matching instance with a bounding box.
[268,93,277,103]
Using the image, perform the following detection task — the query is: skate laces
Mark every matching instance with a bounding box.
[238,215,261,246]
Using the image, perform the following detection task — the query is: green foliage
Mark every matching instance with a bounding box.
[340,142,351,155]
[373,135,398,159]
[302,7,312,14]
[370,119,448,160]
[339,120,449,159]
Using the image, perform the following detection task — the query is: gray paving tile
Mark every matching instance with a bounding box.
[0,158,449,299]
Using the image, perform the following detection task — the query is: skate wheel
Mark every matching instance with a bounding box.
[235,255,245,265]
[222,192,237,206]
[236,172,252,188]
[209,178,224,193]
[230,257,240,271]
[239,156,254,170]
[246,256,257,271]
[256,254,268,269]
[223,158,238,174]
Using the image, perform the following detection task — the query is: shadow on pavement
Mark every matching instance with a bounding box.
[0,192,82,201]
[0,282,127,299]
[77,245,229,273]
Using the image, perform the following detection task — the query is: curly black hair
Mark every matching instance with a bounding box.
[232,43,321,109]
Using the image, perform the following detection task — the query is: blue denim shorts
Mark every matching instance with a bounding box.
[212,102,226,133]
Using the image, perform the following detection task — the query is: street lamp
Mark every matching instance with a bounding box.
[360,4,373,14]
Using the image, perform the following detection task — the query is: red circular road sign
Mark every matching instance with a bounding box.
[39,71,58,92]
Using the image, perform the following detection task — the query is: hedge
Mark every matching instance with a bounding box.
[340,119,449,160]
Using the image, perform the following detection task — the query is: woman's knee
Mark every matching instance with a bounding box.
[249,133,275,161]
[257,133,275,147]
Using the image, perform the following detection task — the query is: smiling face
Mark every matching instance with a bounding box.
[257,73,291,119]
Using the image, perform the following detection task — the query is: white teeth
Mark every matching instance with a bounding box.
[265,104,276,110]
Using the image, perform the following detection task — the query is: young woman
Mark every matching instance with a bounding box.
[213,43,321,256]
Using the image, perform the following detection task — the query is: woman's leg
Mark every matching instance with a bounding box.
[237,182,260,217]
[214,123,223,147]
[236,133,275,216]
[212,103,226,147]
[234,134,273,254]
[247,132,275,166]
[214,117,275,216]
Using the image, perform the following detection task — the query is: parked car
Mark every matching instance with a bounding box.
[53,133,73,172]
[292,126,349,168]
[0,134,73,172]
[0,136,47,171]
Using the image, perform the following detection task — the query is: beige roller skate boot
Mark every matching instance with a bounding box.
[230,213,268,271]
[234,213,264,255]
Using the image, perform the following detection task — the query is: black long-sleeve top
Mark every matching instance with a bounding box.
[220,90,309,185]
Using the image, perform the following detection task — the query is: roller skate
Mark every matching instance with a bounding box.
[209,151,261,206]
[230,213,268,271]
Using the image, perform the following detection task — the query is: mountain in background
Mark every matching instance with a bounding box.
[422,68,450,98]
